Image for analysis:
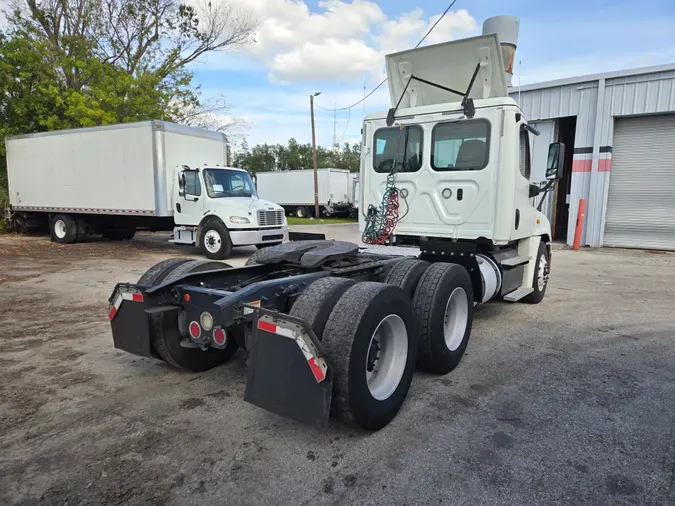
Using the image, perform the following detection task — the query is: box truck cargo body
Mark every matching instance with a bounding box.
[6,121,288,259]
[255,168,352,218]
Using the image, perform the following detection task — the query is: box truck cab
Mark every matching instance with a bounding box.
[173,165,288,259]
[5,121,288,259]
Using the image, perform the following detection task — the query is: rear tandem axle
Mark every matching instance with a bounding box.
[108,237,549,430]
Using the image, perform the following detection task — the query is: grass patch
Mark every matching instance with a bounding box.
[287,216,357,226]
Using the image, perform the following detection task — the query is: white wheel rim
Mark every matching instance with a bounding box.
[204,230,222,254]
[54,219,67,239]
[297,208,305,218]
[365,314,408,401]
[443,287,469,351]
[537,254,548,291]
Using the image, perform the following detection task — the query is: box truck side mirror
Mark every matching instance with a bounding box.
[178,173,186,197]
[546,142,565,180]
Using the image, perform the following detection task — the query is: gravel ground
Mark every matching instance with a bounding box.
[1,227,674,506]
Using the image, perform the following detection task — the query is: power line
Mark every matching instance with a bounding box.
[339,107,351,139]
[315,0,459,112]
[415,0,458,49]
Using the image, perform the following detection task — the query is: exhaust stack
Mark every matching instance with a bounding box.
[482,16,520,86]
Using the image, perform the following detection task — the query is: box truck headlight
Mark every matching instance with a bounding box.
[229,216,250,224]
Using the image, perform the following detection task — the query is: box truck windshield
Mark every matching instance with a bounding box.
[203,169,256,198]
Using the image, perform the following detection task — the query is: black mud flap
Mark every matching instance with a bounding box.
[109,284,153,358]
[244,308,333,429]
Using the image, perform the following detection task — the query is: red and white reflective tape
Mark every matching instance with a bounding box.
[108,291,144,321]
[256,319,328,383]
[12,205,155,216]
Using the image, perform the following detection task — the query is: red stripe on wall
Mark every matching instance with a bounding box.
[572,158,611,173]
[572,159,592,173]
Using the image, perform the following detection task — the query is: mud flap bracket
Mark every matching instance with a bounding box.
[244,307,333,429]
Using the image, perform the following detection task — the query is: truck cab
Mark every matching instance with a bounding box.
[359,33,563,302]
[173,165,288,259]
[361,97,551,245]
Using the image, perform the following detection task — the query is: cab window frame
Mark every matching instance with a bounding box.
[430,119,491,172]
[181,170,202,197]
[372,125,424,174]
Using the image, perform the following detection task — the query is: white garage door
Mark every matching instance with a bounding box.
[604,114,675,250]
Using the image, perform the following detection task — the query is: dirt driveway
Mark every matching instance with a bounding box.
[1,229,674,505]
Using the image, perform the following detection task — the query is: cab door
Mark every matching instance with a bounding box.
[175,168,204,226]
[363,116,496,239]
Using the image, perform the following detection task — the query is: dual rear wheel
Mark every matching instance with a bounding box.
[137,258,239,371]
[288,260,474,430]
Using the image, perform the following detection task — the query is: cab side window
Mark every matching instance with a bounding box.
[183,171,202,196]
[519,128,531,180]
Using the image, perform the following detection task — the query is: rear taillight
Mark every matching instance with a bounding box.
[189,321,201,340]
[213,328,227,346]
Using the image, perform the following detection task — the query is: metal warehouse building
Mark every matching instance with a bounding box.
[510,63,675,250]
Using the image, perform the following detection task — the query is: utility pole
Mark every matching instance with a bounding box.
[310,92,321,219]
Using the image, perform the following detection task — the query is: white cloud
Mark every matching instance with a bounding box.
[269,38,382,81]
[205,0,478,83]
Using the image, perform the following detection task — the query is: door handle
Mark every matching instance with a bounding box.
[176,203,182,213]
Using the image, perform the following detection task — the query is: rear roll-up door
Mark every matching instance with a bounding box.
[604,114,675,250]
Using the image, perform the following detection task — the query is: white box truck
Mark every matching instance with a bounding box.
[255,168,352,218]
[5,121,288,259]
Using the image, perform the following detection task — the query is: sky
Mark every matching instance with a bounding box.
[187,0,675,150]
[3,0,675,149]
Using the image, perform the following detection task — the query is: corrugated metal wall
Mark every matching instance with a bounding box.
[511,65,675,247]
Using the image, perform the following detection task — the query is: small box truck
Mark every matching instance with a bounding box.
[255,168,352,218]
[5,121,288,259]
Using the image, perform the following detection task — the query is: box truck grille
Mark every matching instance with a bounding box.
[258,209,284,226]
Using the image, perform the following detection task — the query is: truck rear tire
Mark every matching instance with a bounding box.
[143,259,238,371]
[295,206,308,218]
[322,282,418,430]
[383,259,430,297]
[523,241,550,304]
[412,263,473,374]
[290,277,357,340]
[137,258,193,285]
[50,214,78,244]
[199,220,233,260]
[75,216,88,242]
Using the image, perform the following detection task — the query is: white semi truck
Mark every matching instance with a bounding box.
[108,17,563,430]
[255,168,352,218]
[5,121,288,259]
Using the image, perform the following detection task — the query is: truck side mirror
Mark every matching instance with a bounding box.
[546,142,565,180]
[178,173,186,197]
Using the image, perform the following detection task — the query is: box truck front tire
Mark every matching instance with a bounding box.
[199,220,233,260]
[50,214,78,244]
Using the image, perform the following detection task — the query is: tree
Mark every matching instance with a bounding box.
[1,0,255,130]
[0,0,256,206]
[233,138,362,174]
